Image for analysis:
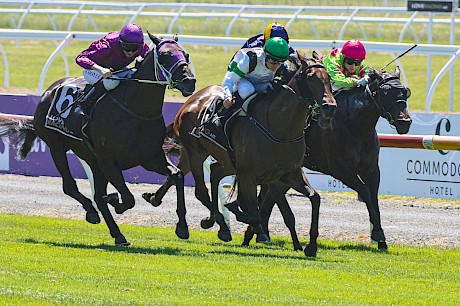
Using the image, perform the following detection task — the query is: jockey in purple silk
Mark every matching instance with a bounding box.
[74,23,150,117]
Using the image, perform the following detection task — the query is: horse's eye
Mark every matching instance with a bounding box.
[158,52,172,66]
[405,87,411,98]
[184,52,190,63]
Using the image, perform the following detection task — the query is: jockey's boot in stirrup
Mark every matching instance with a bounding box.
[74,82,107,117]
[217,92,244,126]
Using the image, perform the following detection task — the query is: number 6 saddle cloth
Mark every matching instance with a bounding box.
[44,77,91,141]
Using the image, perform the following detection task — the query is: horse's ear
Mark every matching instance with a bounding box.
[312,51,320,61]
[173,34,178,42]
[147,31,161,45]
[394,66,401,78]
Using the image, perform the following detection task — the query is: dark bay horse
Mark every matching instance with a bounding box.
[144,54,336,248]
[246,66,412,254]
[0,33,196,246]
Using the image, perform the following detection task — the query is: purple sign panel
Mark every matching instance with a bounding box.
[0,94,195,186]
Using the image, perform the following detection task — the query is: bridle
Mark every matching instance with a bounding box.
[152,40,192,89]
[365,75,410,125]
[295,62,329,119]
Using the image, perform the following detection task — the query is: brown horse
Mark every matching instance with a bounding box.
[144,53,336,247]
[0,33,196,246]
[245,66,412,254]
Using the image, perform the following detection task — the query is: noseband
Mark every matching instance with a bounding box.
[153,40,191,88]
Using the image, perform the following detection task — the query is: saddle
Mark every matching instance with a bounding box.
[44,77,95,141]
[190,93,257,162]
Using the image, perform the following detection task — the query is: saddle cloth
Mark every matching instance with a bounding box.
[190,96,229,151]
[190,93,256,149]
[44,77,89,141]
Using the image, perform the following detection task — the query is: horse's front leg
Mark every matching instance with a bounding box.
[98,159,135,214]
[142,154,189,240]
[279,169,320,257]
[362,167,387,250]
[90,166,129,246]
[234,176,269,243]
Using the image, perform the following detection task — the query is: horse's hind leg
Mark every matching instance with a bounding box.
[186,150,231,242]
[209,162,232,242]
[49,147,100,224]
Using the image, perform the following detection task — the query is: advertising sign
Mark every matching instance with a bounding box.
[1,95,460,199]
[305,113,460,200]
[407,0,455,12]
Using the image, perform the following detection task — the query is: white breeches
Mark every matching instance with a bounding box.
[82,68,135,90]
[237,78,271,99]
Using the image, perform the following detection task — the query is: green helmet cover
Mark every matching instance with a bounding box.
[264,37,289,61]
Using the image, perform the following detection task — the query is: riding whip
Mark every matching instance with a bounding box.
[379,44,417,71]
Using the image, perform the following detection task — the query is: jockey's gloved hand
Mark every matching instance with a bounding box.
[355,75,370,87]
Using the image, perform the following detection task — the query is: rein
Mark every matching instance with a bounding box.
[248,115,305,144]
[243,62,326,144]
[104,41,188,121]
[107,94,164,121]
[365,76,406,124]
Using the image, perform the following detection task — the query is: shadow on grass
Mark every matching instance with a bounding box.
[22,237,184,256]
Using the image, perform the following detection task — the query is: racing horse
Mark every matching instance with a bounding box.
[0,33,196,246]
[144,53,336,247]
[245,66,412,254]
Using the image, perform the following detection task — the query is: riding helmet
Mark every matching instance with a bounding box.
[264,37,289,62]
[263,22,289,43]
[119,24,144,44]
[341,40,366,60]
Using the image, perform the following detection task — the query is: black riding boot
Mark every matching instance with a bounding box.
[217,92,244,126]
[75,82,107,117]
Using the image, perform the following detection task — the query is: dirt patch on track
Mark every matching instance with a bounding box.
[1,174,459,248]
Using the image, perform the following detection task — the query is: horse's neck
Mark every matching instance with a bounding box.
[257,90,308,138]
[122,80,166,117]
[342,92,380,134]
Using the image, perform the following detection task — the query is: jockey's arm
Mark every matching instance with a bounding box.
[91,64,112,78]
[221,50,250,108]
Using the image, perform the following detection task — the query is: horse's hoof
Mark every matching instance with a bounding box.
[142,192,162,207]
[115,235,130,247]
[304,244,318,257]
[85,212,100,224]
[103,193,119,206]
[224,200,241,214]
[377,241,388,250]
[115,203,134,214]
[175,224,189,240]
[256,233,270,244]
[200,218,215,229]
[294,245,303,251]
[241,241,250,247]
[218,231,232,242]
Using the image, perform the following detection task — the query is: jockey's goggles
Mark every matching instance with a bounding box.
[344,58,363,66]
[266,56,285,65]
[122,42,141,52]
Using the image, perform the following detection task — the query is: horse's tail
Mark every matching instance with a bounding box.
[162,122,182,157]
[0,117,37,160]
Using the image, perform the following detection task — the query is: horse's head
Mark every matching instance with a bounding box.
[136,33,196,97]
[288,52,336,128]
[367,66,412,134]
